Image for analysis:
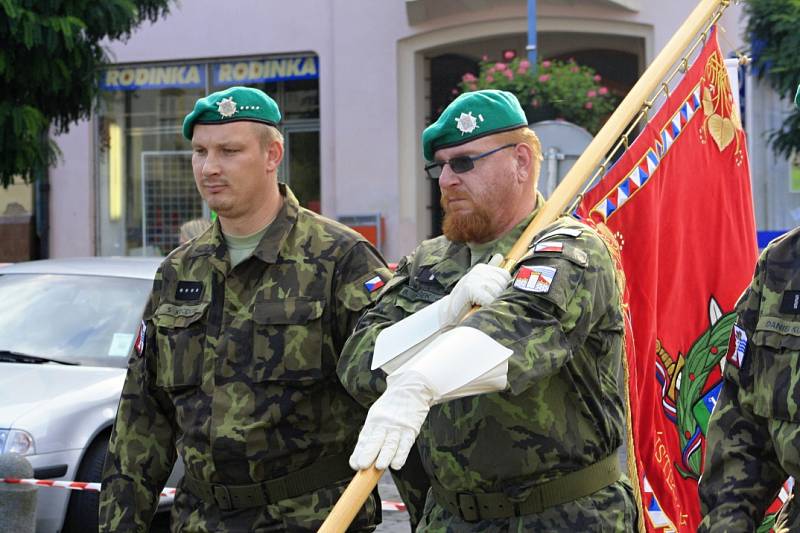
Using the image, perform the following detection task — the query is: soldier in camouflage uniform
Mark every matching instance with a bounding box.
[338,90,637,531]
[698,83,800,533]
[99,87,393,532]
[698,227,800,532]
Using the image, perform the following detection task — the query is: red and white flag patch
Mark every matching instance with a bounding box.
[725,324,747,369]
[513,265,556,293]
[364,275,385,293]
[534,241,564,254]
[134,320,146,357]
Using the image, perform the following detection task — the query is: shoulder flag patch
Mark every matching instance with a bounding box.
[534,241,564,254]
[537,227,582,242]
[134,320,146,357]
[364,275,385,293]
[513,265,556,293]
[725,324,747,369]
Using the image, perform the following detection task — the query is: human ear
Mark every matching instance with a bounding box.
[514,143,534,184]
[265,140,284,172]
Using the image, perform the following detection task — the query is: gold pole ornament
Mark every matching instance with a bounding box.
[319,1,731,531]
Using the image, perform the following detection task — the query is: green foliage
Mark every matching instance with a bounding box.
[458,57,619,134]
[0,0,172,186]
[744,0,800,157]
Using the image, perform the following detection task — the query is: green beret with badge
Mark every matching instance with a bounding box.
[182,86,281,140]
[422,89,528,162]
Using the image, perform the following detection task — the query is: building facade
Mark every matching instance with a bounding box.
[40,0,793,261]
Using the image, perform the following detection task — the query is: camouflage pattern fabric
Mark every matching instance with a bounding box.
[699,226,800,532]
[338,199,637,531]
[100,185,390,532]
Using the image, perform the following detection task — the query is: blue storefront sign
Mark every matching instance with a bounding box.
[100,64,206,91]
[101,55,319,91]
[212,55,319,86]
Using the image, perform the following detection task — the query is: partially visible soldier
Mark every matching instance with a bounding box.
[338,89,637,531]
[697,85,800,532]
[99,86,393,531]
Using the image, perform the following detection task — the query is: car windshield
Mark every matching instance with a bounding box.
[0,273,152,368]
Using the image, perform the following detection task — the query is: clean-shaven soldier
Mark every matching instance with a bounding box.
[99,86,391,532]
[338,89,637,531]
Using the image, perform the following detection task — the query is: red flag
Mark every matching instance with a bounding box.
[577,28,764,531]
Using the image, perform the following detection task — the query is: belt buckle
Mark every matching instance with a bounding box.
[455,491,481,522]
[212,484,233,511]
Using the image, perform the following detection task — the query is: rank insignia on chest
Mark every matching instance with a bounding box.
[134,320,146,357]
[176,281,204,301]
[725,324,747,369]
[364,275,385,293]
[533,241,564,254]
[513,265,556,293]
[780,290,800,314]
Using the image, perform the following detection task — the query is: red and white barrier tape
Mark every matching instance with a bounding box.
[0,478,407,512]
[0,477,176,497]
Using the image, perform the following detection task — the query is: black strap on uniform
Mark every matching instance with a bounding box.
[182,452,354,511]
[431,452,621,522]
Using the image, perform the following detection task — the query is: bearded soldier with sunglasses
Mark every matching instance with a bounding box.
[337,89,637,531]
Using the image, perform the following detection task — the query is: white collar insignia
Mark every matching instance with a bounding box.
[217,97,238,118]
[455,111,479,135]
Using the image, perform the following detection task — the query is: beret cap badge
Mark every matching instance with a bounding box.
[216,97,238,118]
[455,111,481,135]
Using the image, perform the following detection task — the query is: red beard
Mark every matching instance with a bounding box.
[440,193,495,243]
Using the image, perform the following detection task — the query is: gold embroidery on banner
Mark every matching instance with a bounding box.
[702,52,744,165]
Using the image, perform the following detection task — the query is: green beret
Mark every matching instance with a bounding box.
[422,89,528,161]
[182,86,281,140]
[796,83,800,109]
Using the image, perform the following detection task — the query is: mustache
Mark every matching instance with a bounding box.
[440,191,472,208]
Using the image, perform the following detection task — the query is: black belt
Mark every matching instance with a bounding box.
[182,453,354,511]
[432,452,621,522]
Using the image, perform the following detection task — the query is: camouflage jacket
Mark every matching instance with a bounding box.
[338,203,629,509]
[699,226,800,532]
[99,185,390,532]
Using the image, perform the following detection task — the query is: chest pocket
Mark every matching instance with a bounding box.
[395,284,445,315]
[251,297,325,383]
[153,301,208,389]
[750,319,800,421]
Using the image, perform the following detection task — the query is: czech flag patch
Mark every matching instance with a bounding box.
[134,320,146,357]
[513,265,556,293]
[725,324,747,369]
[364,275,385,293]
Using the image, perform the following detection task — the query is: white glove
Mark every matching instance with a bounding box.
[439,253,511,326]
[349,370,434,471]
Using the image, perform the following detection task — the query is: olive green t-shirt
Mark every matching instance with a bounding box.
[223,223,270,268]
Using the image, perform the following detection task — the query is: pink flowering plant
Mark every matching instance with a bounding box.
[458,56,618,134]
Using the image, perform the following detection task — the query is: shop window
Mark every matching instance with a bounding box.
[96,55,320,257]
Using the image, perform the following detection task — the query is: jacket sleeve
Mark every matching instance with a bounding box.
[331,240,392,356]
[698,252,787,531]
[334,251,430,529]
[336,253,414,408]
[99,270,178,533]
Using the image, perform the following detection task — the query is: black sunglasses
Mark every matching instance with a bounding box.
[424,143,516,180]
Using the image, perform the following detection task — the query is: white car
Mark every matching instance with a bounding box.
[0,257,181,533]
